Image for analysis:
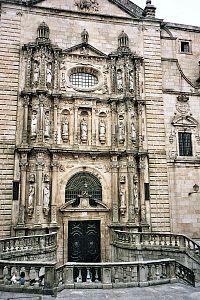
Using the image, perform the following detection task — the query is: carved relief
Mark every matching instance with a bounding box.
[75,0,99,11]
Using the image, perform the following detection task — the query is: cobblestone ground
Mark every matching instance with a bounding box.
[0,283,200,300]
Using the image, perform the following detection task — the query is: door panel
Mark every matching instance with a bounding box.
[68,221,101,263]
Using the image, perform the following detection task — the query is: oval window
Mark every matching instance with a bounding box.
[69,72,98,88]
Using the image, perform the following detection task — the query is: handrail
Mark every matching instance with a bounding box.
[0,233,57,261]
[112,230,200,260]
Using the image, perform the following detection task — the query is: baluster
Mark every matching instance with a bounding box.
[164,235,167,246]
[77,267,82,283]
[123,267,127,283]
[34,267,40,287]
[153,235,156,246]
[114,267,119,283]
[94,267,99,283]
[158,235,162,246]
[86,267,92,283]
[155,265,160,280]
[147,265,153,281]
[130,266,136,282]
[3,266,10,284]
[169,235,172,247]
[161,263,167,279]
[58,269,63,286]
[24,266,30,286]
[174,236,178,247]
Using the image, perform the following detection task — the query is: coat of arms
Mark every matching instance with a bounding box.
[75,0,99,11]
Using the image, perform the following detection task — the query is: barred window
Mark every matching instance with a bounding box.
[178,132,193,156]
[180,41,190,53]
[69,72,98,88]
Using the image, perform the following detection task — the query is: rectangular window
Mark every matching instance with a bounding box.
[180,41,190,53]
[13,181,19,200]
[178,132,193,156]
[144,183,150,201]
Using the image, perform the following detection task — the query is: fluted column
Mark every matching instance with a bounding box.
[111,102,117,150]
[51,154,59,225]
[22,96,30,144]
[38,95,44,143]
[18,153,28,226]
[35,153,45,226]
[92,107,96,146]
[127,155,135,223]
[139,154,146,224]
[138,101,146,152]
[24,47,32,90]
[74,106,78,145]
[53,97,59,144]
[111,155,119,223]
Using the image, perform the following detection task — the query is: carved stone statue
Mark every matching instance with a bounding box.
[44,112,50,138]
[33,61,40,84]
[119,191,126,215]
[80,117,88,143]
[99,118,106,144]
[81,29,89,44]
[46,63,52,85]
[118,120,125,144]
[43,185,50,209]
[117,69,123,92]
[28,184,35,208]
[31,112,37,137]
[131,122,136,142]
[75,0,99,11]
[62,117,69,141]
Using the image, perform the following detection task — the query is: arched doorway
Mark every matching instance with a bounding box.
[66,172,102,264]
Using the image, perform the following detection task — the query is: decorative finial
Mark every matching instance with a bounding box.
[81,29,89,44]
[143,0,156,18]
[146,0,151,4]
[37,22,50,40]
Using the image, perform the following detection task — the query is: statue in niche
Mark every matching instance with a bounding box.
[131,121,136,143]
[29,173,35,183]
[129,70,134,92]
[117,69,123,92]
[44,112,50,138]
[118,120,125,144]
[46,63,52,86]
[28,184,35,208]
[31,112,37,137]
[44,174,50,183]
[62,116,69,142]
[80,117,88,143]
[119,190,126,215]
[43,184,50,209]
[33,61,40,84]
[81,29,89,44]
[99,118,106,144]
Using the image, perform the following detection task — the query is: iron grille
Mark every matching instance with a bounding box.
[65,172,102,203]
[178,132,193,156]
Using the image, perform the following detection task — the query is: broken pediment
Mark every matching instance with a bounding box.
[60,198,110,212]
[172,115,198,128]
[64,43,107,58]
[30,0,144,19]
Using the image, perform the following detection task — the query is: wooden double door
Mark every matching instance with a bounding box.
[68,220,101,263]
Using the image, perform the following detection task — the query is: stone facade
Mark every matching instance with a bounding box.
[0,0,200,263]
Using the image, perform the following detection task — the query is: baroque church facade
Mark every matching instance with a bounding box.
[0,0,200,263]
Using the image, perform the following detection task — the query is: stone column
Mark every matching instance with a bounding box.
[135,58,142,100]
[138,101,146,152]
[24,47,32,90]
[22,95,30,144]
[111,155,119,223]
[53,50,60,91]
[53,97,59,144]
[51,154,59,226]
[38,95,44,143]
[139,154,146,224]
[18,153,28,226]
[127,155,136,223]
[111,102,117,150]
[40,46,47,90]
[92,106,96,146]
[74,106,78,145]
[35,153,45,226]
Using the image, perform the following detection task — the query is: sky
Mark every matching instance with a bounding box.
[132,0,200,27]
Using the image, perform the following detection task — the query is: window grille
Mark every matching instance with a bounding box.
[180,41,190,53]
[178,132,193,156]
[69,72,98,88]
[65,172,102,204]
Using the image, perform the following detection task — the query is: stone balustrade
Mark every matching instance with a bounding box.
[0,260,56,295]
[0,258,195,295]
[56,259,177,290]
[112,230,200,261]
[0,233,57,261]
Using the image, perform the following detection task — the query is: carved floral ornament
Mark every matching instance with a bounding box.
[75,0,99,11]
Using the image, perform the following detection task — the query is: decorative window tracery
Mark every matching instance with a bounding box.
[65,172,102,206]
